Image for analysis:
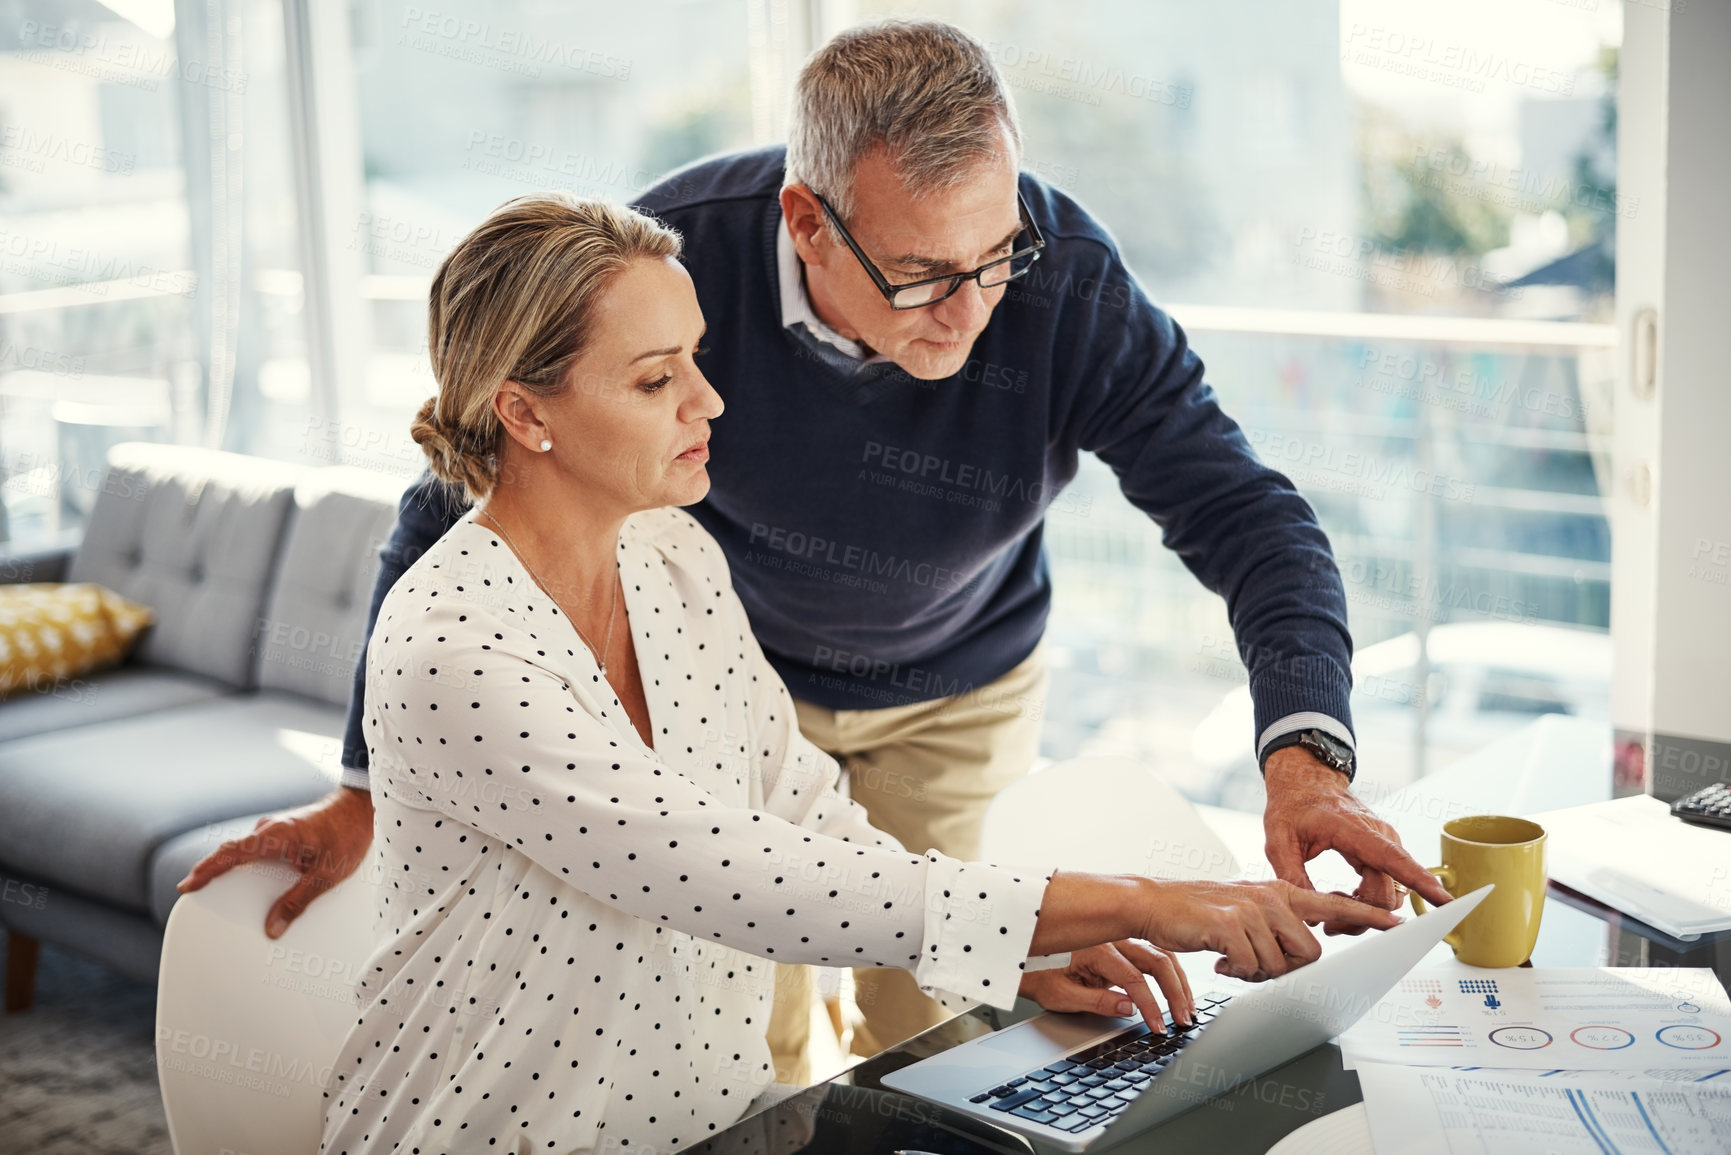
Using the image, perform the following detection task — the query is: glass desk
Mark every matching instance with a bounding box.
[694,714,1728,1154]
[693,887,1731,1155]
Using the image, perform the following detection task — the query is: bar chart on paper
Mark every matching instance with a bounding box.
[1358,1065,1731,1155]
[1394,1027,1465,1050]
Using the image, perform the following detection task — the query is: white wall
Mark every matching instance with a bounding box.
[1612,0,1731,802]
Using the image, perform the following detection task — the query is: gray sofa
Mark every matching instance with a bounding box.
[0,442,407,1009]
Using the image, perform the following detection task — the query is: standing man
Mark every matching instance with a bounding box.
[181,19,1449,1080]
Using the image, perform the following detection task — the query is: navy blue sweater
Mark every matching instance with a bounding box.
[340,147,1353,774]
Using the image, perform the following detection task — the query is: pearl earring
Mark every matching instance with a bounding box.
[539,439,552,452]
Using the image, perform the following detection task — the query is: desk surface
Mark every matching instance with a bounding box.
[695,886,1731,1155]
[696,717,1730,1154]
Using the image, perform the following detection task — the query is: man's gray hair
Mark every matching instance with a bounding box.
[785,19,1021,220]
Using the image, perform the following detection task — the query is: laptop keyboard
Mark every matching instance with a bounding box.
[967,994,1234,1133]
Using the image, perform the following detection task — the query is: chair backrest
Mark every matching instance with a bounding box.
[70,442,305,688]
[156,860,376,1155]
[979,756,1240,882]
[254,467,408,706]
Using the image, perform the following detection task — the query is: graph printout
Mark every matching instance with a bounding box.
[1358,1064,1731,1155]
[1339,966,1731,1071]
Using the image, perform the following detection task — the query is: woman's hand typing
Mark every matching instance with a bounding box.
[1018,940,1196,1029]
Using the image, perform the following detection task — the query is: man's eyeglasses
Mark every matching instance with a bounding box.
[813,190,1045,310]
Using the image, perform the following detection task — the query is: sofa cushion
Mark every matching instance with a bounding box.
[0,692,343,911]
[68,442,304,688]
[255,467,406,707]
[0,665,230,744]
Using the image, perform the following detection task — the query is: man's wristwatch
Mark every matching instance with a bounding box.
[1259,728,1356,783]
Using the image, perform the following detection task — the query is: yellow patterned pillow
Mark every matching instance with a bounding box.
[0,583,154,697]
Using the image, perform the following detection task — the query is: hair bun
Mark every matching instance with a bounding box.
[411,397,493,499]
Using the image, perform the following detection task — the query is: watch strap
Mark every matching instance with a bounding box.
[1259,728,1356,782]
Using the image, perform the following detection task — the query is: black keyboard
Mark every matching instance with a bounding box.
[1672,783,1731,831]
[966,995,1234,1133]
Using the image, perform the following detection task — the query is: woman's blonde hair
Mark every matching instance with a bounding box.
[411,193,683,501]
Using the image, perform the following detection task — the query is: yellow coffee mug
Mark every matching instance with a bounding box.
[1410,815,1547,967]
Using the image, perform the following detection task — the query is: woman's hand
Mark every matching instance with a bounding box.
[1019,940,1196,1030]
[1027,872,1401,987]
[1137,878,1402,982]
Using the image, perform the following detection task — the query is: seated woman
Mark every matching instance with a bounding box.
[320,193,1398,1155]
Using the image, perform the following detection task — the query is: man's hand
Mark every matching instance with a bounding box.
[1019,941,1195,1031]
[176,785,375,938]
[1261,747,1452,934]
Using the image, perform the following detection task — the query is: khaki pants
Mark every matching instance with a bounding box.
[763,644,1048,1080]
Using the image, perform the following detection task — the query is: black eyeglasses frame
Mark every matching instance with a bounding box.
[811,190,1046,310]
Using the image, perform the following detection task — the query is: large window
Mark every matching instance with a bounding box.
[0,0,308,538]
[323,0,756,475]
[4,0,1623,810]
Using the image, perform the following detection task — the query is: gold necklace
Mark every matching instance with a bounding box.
[478,510,620,676]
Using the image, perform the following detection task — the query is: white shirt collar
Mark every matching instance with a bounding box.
[775,212,891,365]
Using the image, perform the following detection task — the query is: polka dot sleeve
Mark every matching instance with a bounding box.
[367,592,1044,1011]
[712,554,1057,1008]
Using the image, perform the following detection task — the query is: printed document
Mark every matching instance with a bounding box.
[1338,964,1731,1071]
[1358,1063,1731,1154]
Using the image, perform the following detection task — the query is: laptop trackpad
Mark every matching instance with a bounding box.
[882,1011,1136,1101]
[978,1011,1131,1058]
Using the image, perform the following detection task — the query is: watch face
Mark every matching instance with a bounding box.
[1304,730,1352,768]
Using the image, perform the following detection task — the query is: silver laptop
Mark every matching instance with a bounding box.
[882,883,1494,1151]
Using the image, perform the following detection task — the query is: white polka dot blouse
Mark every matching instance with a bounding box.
[320,507,1053,1154]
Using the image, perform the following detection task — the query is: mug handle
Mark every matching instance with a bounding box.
[1409,866,1461,949]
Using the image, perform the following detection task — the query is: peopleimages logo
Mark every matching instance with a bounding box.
[810,645,972,701]
[1353,348,1578,420]
[397,7,631,80]
[983,40,1193,109]
[860,439,1091,517]
[745,523,975,596]
[459,132,686,197]
[154,1027,332,1093]
[1409,144,1634,220]
[1246,429,1477,504]
[1,877,49,910]
[0,338,85,377]
[0,125,134,174]
[1341,24,1577,96]
[0,227,197,297]
[18,21,249,92]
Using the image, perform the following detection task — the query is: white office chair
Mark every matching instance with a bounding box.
[156,860,377,1155]
[979,755,1240,882]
